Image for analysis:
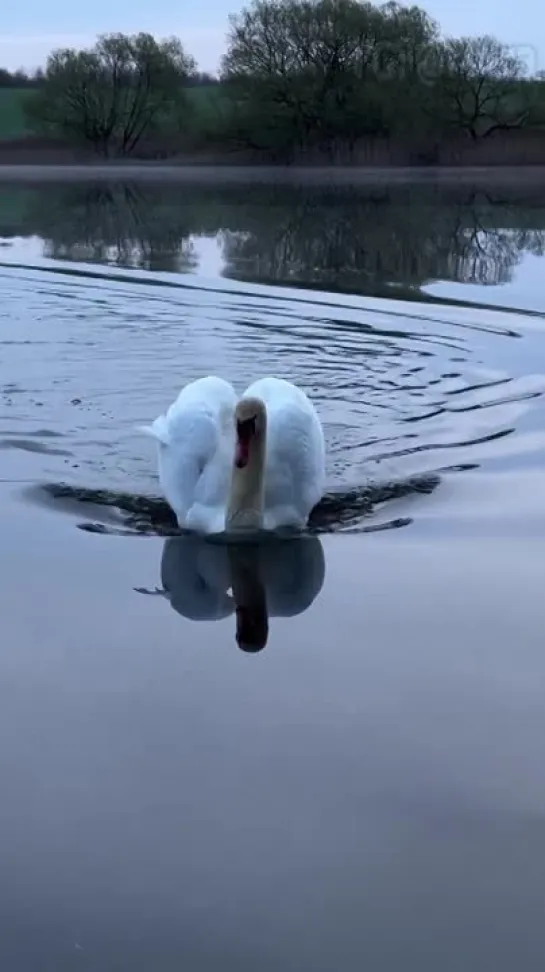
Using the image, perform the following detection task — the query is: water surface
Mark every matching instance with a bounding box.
[1,180,544,970]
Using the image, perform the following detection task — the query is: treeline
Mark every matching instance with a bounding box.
[8,0,545,162]
[0,67,44,88]
[0,66,218,89]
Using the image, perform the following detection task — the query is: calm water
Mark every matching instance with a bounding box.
[1,179,545,970]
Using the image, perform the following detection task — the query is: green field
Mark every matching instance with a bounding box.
[0,85,228,141]
[0,88,32,139]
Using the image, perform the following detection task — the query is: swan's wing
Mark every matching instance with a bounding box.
[265,400,325,521]
[165,376,238,422]
[242,376,300,402]
[241,377,325,524]
[148,377,238,527]
[157,404,234,526]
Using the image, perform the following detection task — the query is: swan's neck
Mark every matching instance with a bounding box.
[225,438,266,532]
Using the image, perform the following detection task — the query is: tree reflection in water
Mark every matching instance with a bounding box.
[14,182,545,292]
[218,185,545,291]
[26,184,199,274]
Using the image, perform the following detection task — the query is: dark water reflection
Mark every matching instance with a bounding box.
[30,475,438,536]
[1,179,545,970]
[138,533,327,652]
[2,182,545,298]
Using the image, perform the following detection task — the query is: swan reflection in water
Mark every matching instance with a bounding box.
[140,534,325,652]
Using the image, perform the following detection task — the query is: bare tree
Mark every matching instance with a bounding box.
[433,35,530,139]
[24,32,196,156]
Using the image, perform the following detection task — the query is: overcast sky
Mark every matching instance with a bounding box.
[1,0,542,75]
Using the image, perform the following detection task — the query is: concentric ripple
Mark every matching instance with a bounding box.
[1,255,544,533]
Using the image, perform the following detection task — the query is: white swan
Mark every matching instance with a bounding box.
[140,375,325,535]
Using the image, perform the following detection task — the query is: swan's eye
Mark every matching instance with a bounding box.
[237,416,257,441]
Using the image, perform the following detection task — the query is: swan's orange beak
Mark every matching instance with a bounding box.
[235,416,256,469]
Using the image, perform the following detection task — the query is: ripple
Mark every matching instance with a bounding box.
[0,259,544,516]
[0,438,72,456]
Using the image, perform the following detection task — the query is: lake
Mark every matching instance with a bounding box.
[1,176,545,970]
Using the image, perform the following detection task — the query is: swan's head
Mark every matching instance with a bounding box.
[234,397,266,469]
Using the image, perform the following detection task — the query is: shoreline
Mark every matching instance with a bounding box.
[2,163,545,185]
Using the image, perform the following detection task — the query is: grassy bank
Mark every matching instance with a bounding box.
[0,89,30,139]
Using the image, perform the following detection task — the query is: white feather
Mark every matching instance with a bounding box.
[241,376,325,531]
[138,376,237,532]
